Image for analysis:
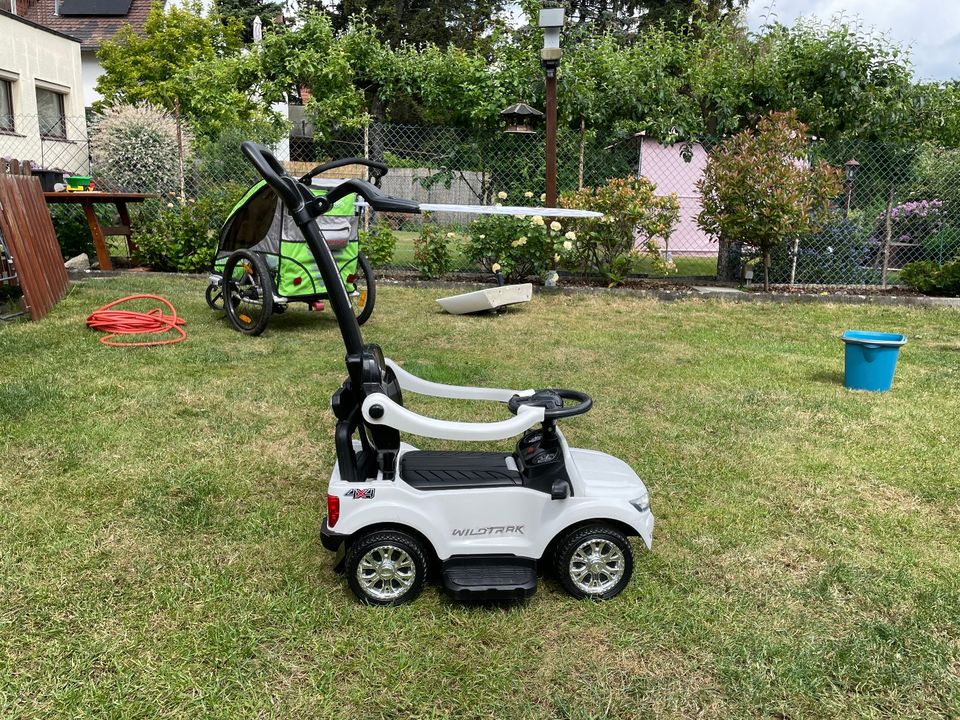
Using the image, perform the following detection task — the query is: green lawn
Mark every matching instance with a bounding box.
[2,275,959,718]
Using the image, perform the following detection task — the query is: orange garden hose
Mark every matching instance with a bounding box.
[86,294,187,347]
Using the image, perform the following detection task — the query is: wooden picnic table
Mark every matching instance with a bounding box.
[43,191,157,271]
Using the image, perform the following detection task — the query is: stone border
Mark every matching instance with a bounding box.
[69,269,960,310]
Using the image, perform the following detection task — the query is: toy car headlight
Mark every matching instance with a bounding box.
[630,493,650,513]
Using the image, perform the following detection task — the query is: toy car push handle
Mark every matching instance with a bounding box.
[299,157,389,184]
[385,359,535,402]
[507,388,593,419]
[241,142,303,211]
[314,179,420,215]
[362,393,546,442]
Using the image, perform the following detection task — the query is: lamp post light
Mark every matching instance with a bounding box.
[538,7,564,208]
[844,158,860,218]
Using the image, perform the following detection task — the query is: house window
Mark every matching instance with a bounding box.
[0,79,13,133]
[36,87,66,139]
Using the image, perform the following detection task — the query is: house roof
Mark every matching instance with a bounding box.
[0,8,81,43]
[19,0,155,49]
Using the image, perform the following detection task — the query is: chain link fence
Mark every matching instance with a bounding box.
[4,114,959,285]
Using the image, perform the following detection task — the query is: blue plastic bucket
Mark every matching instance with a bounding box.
[841,330,907,392]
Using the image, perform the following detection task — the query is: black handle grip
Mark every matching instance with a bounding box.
[241,141,301,210]
[317,178,420,214]
[299,157,389,184]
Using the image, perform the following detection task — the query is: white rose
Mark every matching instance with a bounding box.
[563,240,573,250]
[550,221,562,232]
[540,193,547,202]
[565,231,576,241]
[554,253,560,262]
[531,215,544,226]
[446,232,456,238]
[491,262,501,272]
[497,191,508,200]
[524,191,534,198]
[517,236,527,246]
[514,214,524,220]
[478,234,486,239]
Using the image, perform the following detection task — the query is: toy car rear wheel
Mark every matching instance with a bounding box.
[345,530,428,606]
[554,524,633,600]
[223,250,273,336]
[350,252,376,326]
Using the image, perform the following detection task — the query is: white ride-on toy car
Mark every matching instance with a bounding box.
[241,142,654,605]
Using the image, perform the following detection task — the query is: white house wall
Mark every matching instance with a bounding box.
[0,14,88,173]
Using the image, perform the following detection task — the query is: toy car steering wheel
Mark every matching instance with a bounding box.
[507,389,593,419]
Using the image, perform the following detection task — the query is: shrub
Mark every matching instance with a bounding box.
[358,221,397,267]
[697,111,843,290]
[464,209,570,283]
[413,215,453,278]
[900,257,960,296]
[559,176,680,286]
[135,183,245,272]
[49,205,97,259]
[89,104,194,193]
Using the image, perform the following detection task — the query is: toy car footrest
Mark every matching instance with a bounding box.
[442,556,537,601]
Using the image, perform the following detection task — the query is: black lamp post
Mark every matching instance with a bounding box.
[538,8,564,208]
[844,158,860,218]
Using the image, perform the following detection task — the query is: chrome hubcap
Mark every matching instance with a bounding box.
[357,545,416,601]
[569,538,624,594]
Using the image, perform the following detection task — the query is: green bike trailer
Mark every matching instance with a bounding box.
[206,169,378,336]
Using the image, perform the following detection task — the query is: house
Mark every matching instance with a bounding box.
[15,0,155,107]
[615,133,717,258]
[0,9,89,173]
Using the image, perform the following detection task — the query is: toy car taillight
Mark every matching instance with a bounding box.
[327,494,340,527]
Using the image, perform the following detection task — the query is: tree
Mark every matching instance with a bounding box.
[215,0,282,43]
[697,111,842,289]
[95,2,282,138]
[328,0,507,52]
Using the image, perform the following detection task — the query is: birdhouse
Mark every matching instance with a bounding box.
[500,102,543,135]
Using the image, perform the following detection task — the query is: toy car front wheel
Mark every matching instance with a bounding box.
[223,250,273,336]
[554,524,633,600]
[345,530,428,606]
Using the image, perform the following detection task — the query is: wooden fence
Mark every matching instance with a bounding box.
[0,170,69,321]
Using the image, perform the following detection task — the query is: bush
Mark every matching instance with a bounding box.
[697,111,842,289]
[464,210,569,283]
[900,257,960,296]
[413,215,453,278]
[358,221,397,267]
[559,176,680,285]
[89,104,194,193]
[135,183,245,272]
[49,205,97,259]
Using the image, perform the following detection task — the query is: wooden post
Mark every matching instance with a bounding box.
[175,97,186,200]
[545,67,558,207]
[577,116,585,191]
[881,185,895,288]
[363,124,370,232]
